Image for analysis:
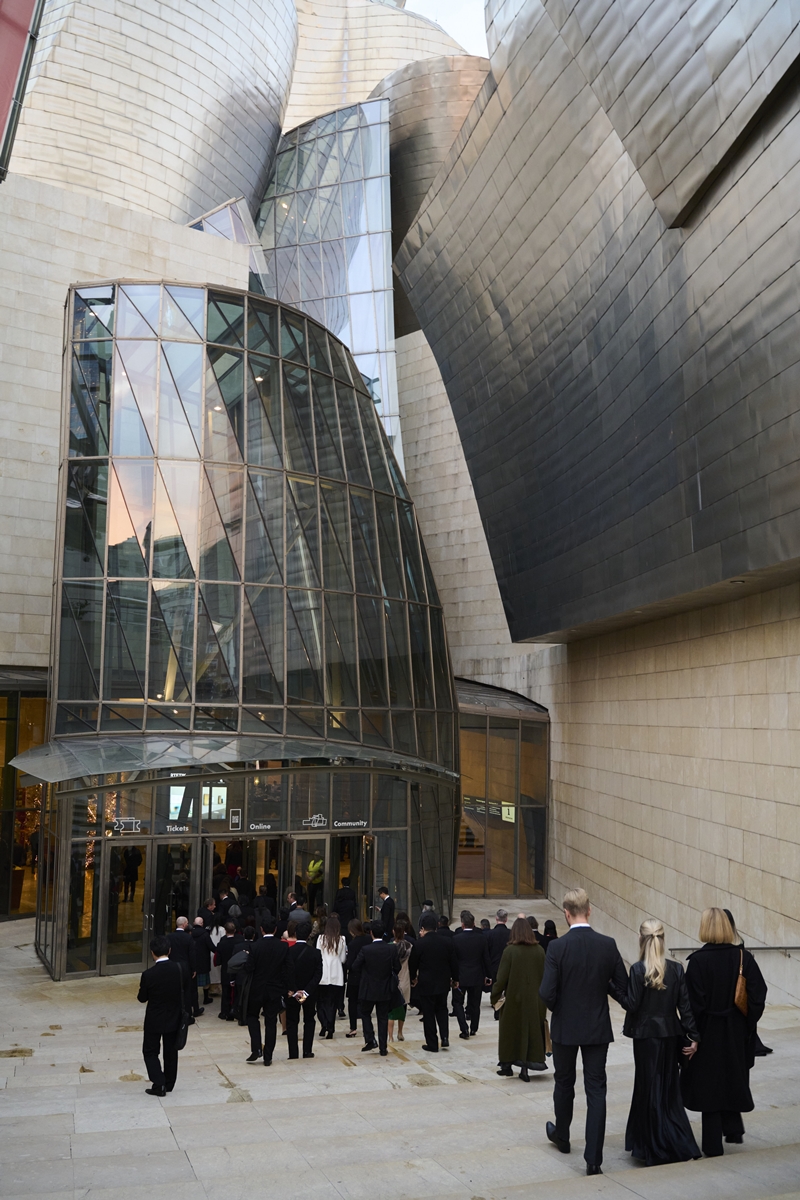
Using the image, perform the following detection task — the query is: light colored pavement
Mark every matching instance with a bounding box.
[0,915,798,1200]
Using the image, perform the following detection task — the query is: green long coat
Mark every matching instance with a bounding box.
[491,943,547,1065]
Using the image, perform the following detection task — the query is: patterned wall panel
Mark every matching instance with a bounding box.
[398,0,800,641]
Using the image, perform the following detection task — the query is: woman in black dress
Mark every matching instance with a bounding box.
[624,919,701,1166]
[681,907,767,1157]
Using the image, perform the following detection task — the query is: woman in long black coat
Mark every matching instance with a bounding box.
[624,919,701,1166]
[680,907,767,1157]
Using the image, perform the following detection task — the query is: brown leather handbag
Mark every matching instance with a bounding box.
[734,949,748,1016]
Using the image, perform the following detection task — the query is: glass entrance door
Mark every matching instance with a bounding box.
[292,838,327,915]
[101,841,148,973]
[151,842,193,936]
[330,834,374,922]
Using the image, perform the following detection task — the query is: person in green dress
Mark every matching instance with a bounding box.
[491,916,548,1081]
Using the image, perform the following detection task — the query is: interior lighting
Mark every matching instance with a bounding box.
[213,404,223,411]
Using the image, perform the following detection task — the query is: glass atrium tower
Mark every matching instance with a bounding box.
[23,282,457,979]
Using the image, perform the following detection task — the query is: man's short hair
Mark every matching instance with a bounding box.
[341,877,351,887]
[461,911,475,928]
[260,914,277,934]
[224,921,236,934]
[420,913,437,932]
[218,885,229,896]
[495,908,508,922]
[204,897,215,908]
[378,887,389,897]
[369,919,385,935]
[287,891,297,903]
[480,919,490,930]
[176,915,188,929]
[437,915,451,928]
[562,888,590,917]
[150,935,170,956]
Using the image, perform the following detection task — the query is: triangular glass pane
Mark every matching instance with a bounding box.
[114,460,153,561]
[429,605,452,711]
[280,310,307,363]
[297,141,316,190]
[247,297,279,355]
[58,581,103,700]
[318,135,339,185]
[73,287,114,339]
[356,391,393,492]
[319,479,351,590]
[199,466,242,581]
[312,374,345,480]
[361,709,392,749]
[324,591,358,707]
[384,599,413,707]
[246,355,282,469]
[286,588,323,705]
[163,342,202,447]
[282,364,315,474]
[286,708,324,738]
[357,595,388,707]
[375,494,404,598]
[159,348,198,458]
[103,581,147,701]
[349,489,380,594]
[149,581,194,702]
[327,709,360,743]
[154,461,199,578]
[246,470,283,584]
[328,336,351,383]
[196,584,240,701]
[230,204,248,244]
[285,475,320,588]
[116,285,160,338]
[64,461,107,578]
[204,348,244,462]
[115,340,158,449]
[319,187,344,242]
[421,542,440,607]
[346,347,371,396]
[306,323,331,373]
[112,353,151,456]
[207,290,244,346]
[204,208,234,238]
[166,286,205,338]
[339,127,361,182]
[70,342,111,456]
[337,386,371,486]
[274,147,297,193]
[161,290,200,341]
[243,585,284,704]
[408,602,434,708]
[107,465,147,576]
[398,500,425,602]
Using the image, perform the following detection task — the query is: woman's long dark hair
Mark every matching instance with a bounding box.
[321,912,341,953]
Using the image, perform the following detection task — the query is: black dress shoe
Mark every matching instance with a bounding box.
[145,1085,166,1097]
[586,1165,602,1176]
[459,1032,470,1040]
[361,1041,378,1052]
[194,1008,204,1017]
[303,1052,315,1059]
[497,1066,513,1077]
[379,1049,388,1056]
[421,1044,439,1052]
[263,1059,272,1066]
[519,1068,531,1082]
[440,1040,449,1049]
[325,1031,334,1040]
[725,1135,744,1144]
[246,1051,262,1063]
[546,1121,570,1154]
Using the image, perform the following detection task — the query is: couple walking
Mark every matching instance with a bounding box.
[541,889,767,1173]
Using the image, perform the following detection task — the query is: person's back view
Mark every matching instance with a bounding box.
[539,888,627,1175]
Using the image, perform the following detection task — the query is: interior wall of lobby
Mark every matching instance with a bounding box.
[393,0,800,1001]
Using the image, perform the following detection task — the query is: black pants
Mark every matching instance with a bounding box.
[419,992,449,1049]
[701,1111,744,1157]
[285,996,316,1059]
[347,990,359,1031]
[247,994,282,1063]
[123,879,136,901]
[360,999,391,1051]
[453,985,483,1034]
[552,1041,609,1167]
[317,984,343,1033]
[142,1027,178,1091]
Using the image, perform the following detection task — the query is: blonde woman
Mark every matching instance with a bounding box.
[681,907,767,1157]
[624,919,701,1165]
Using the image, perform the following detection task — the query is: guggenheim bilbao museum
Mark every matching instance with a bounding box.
[0,0,798,998]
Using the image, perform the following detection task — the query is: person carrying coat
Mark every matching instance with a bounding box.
[680,907,767,1157]
[623,920,701,1166]
[491,917,547,1081]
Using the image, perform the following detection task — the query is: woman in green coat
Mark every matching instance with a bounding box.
[490,917,547,1081]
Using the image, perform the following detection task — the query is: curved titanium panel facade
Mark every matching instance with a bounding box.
[398,0,800,641]
[11,0,297,223]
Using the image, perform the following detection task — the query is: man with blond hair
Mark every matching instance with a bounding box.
[539,888,627,1176]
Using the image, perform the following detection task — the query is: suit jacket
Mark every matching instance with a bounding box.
[190,925,215,974]
[333,886,358,926]
[352,939,400,1002]
[244,933,292,1000]
[437,926,454,939]
[345,933,372,994]
[539,926,628,1045]
[452,928,491,987]
[409,931,457,995]
[167,929,196,983]
[286,941,323,999]
[138,959,184,1031]
[380,897,395,937]
[215,931,245,972]
[487,924,510,979]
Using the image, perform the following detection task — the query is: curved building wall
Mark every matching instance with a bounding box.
[283,0,464,132]
[397,0,800,643]
[10,0,298,223]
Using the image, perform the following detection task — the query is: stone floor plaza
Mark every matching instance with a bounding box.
[1,911,799,1200]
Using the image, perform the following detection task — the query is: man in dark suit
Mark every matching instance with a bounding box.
[539,888,628,1176]
[243,914,291,1066]
[168,916,198,1020]
[333,877,358,929]
[437,915,454,938]
[285,920,322,1060]
[351,920,400,1055]
[452,910,491,1039]
[215,921,244,1020]
[488,909,510,1021]
[377,888,395,940]
[409,913,457,1052]
[137,935,184,1096]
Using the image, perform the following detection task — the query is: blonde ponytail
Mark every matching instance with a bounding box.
[639,919,666,990]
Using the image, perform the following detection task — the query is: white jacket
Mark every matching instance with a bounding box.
[319,936,347,986]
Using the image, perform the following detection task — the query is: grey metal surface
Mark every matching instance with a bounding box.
[397,0,800,642]
[455,677,548,715]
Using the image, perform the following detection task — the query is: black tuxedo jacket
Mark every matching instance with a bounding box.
[167,929,196,982]
[539,926,627,1045]
[380,897,395,937]
[452,928,491,987]
[244,933,292,1000]
[215,932,244,971]
[345,933,372,992]
[437,926,454,938]
[408,931,457,995]
[352,939,400,1002]
[487,924,510,978]
[138,959,184,1031]
[332,887,358,926]
[287,941,323,999]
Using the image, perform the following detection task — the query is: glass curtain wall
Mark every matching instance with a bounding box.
[255,101,403,467]
[0,690,47,918]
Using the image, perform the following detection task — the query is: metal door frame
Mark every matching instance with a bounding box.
[98,837,152,976]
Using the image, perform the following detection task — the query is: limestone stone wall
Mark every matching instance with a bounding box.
[0,172,249,667]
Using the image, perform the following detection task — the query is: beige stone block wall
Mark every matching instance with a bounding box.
[0,172,250,668]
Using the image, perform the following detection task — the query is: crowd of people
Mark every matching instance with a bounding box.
[137,881,770,1176]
